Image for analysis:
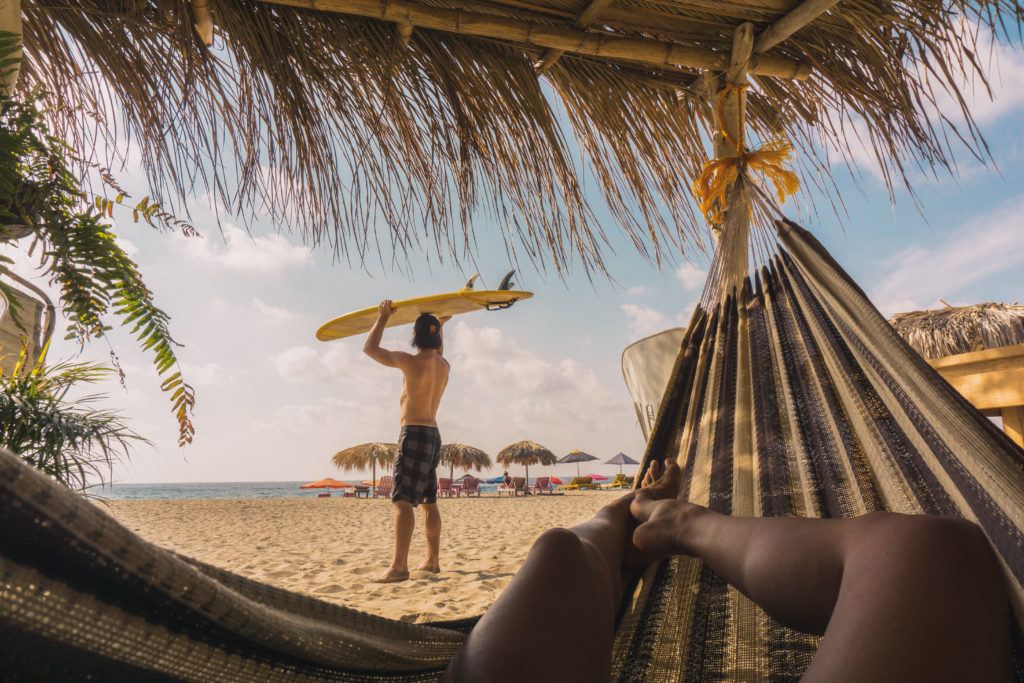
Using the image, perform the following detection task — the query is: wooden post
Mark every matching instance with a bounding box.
[0,0,21,96]
[396,20,413,46]
[705,22,753,240]
[1002,407,1024,448]
[754,0,842,55]
[192,0,214,46]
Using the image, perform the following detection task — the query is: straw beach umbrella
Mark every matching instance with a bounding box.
[440,443,492,481]
[889,303,1024,360]
[496,440,556,487]
[605,452,639,475]
[558,449,599,477]
[332,443,397,493]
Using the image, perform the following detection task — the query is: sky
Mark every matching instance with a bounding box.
[7,30,1024,485]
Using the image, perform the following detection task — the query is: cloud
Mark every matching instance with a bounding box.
[626,285,648,296]
[180,362,233,386]
[251,297,294,323]
[179,224,311,274]
[622,304,670,339]
[675,263,708,290]
[870,195,1024,316]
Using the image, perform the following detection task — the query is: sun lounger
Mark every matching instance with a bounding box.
[438,478,457,498]
[462,477,481,497]
[531,476,553,494]
[557,476,594,491]
[602,473,627,490]
[376,475,393,498]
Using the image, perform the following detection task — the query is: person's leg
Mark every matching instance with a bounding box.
[376,501,415,583]
[632,488,1012,681]
[419,503,442,572]
[445,464,683,682]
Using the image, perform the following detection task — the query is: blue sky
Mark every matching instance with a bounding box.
[8,30,1024,485]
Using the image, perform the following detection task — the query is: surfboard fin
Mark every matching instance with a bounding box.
[463,273,480,290]
[497,270,515,290]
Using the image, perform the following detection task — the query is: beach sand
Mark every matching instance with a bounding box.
[105,492,622,623]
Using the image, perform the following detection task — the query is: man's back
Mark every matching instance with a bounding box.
[399,352,449,427]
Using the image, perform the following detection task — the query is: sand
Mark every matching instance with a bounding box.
[104,492,621,623]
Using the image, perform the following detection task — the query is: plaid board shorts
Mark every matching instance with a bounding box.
[392,425,442,506]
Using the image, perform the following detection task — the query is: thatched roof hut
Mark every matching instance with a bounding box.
[439,442,491,481]
[889,303,1024,360]
[13,0,1021,271]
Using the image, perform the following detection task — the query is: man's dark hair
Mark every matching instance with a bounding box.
[412,313,443,350]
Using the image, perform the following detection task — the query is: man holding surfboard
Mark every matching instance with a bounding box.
[364,300,451,583]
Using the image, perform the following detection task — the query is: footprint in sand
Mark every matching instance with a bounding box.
[267,570,294,579]
[315,584,344,594]
[349,566,374,576]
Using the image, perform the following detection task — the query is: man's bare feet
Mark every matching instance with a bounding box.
[630,459,704,561]
[416,560,441,573]
[374,568,410,583]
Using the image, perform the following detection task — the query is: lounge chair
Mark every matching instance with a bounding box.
[438,478,457,498]
[557,476,593,491]
[376,475,394,498]
[531,476,553,494]
[499,477,526,496]
[462,477,481,497]
[602,473,627,490]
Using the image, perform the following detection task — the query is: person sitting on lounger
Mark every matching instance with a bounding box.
[445,459,1012,682]
[364,300,450,583]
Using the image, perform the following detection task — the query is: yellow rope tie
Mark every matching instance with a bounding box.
[692,139,800,224]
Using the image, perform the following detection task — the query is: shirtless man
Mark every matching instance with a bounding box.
[364,300,450,583]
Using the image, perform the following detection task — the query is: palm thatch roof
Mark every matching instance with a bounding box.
[17,0,1023,272]
[496,440,557,467]
[332,442,397,470]
[889,302,1024,360]
[439,442,491,480]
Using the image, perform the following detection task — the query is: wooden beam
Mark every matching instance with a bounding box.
[0,0,21,95]
[1003,407,1024,448]
[191,0,214,46]
[258,0,812,79]
[534,0,616,75]
[754,0,841,54]
[928,342,1024,412]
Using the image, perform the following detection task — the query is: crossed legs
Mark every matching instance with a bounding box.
[446,460,1012,682]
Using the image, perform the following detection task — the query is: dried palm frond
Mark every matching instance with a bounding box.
[439,442,491,480]
[496,440,557,467]
[889,302,1024,360]
[16,0,1024,272]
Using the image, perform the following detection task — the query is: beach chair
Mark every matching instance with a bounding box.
[531,476,552,494]
[602,473,626,490]
[557,476,593,491]
[462,477,481,497]
[437,478,456,498]
[503,477,526,496]
[376,476,393,498]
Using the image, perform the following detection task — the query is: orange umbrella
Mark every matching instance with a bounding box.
[301,477,352,489]
[361,479,380,486]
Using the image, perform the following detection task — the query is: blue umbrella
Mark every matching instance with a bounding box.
[485,475,506,484]
[605,452,639,474]
[558,449,598,477]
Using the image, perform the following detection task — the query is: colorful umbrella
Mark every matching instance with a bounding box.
[605,452,639,474]
[300,477,352,490]
[558,449,598,476]
[587,473,609,482]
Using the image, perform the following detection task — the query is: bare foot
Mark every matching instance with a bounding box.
[416,560,441,573]
[373,568,410,583]
[630,459,703,562]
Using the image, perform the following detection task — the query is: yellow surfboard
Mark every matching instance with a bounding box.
[316,276,533,342]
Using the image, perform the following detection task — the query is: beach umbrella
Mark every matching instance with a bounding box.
[558,449,599,477]
[332,442,397,492]
[889,302,1024,360]
[587,474,609,482]
[496,440,556,487]
[550,476,563,486]
[300,477,352,490]
[440,443,492,481]
[605,452,639,474]
[485,475,506,484]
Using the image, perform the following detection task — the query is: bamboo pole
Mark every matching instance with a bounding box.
[396,20,414,46]
[191,0,214,46]
[257,0,812,79]
[534,0,616,75]
[1003,407,1024,448]
[0,0,21,96]
[754,0,841,54]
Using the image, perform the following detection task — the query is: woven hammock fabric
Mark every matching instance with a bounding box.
[1,219,1023,680]
[610,219,1024,681]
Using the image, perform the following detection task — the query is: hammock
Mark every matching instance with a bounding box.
[2,219,1023,681]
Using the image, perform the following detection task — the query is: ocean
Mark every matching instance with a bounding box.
[100,480,505,499]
